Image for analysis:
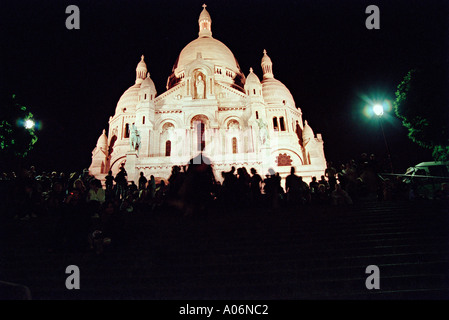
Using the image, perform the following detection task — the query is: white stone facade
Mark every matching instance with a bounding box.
[89,5,327,184]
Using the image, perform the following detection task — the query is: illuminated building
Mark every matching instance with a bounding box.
[89,4,327,183]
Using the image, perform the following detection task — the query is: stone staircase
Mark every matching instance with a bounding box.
[1,198,448,300]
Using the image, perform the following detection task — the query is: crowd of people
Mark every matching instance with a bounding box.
[1,152,445,254]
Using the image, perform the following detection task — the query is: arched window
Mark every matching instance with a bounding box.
[227,119,240,130]
[165,140,171,157]
[108,135,117,155]
[253,89,256,95]
[192,115,208,151]
[144,94,147,100]
[255,111,259,119]
[232,137,238,154]
[124,123,130,138]
[142,116,145,125]
[198,122,205,151]
[280,116,285,131]
[273,117,279,131]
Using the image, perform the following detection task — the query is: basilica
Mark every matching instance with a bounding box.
[89,4,327,184]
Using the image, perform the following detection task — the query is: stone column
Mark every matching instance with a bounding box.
[124,151,138,183]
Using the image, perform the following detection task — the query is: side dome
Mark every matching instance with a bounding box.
[96,129,108,149]
[115,84,140,114]
[244,67,262,99]
[114,55,155,115]
[259,49,296,108]
[262,78,296,107]
[302,120,315,142]
[245,67,261,85]
[140,73,157,94]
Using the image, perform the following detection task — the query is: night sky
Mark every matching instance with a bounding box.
[1,0,447,174]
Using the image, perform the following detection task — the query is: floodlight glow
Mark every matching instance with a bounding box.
[24,119,35,129]
[373,104,384,116]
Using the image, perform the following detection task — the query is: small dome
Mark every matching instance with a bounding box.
[261,49,274,79]
[96,129,108,149]
[135,55,147,84]
[302,120,314,141]
[140,73,157,94]
[261,49,272,66]
[136,55,147,71]
[261,78,295,107]
[245,67,261,85]
[198,4,211,22]
[115,83,140,114]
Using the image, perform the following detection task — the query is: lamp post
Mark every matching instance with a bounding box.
[373,104,393,173]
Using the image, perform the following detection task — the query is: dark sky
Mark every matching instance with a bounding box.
[1,0,447,174]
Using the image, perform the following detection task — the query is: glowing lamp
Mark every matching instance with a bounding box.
[24,119,35,129]
[373,104,384,116]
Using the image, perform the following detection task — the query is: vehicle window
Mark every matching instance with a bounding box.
[428,166,448,177]
[415,169,427,176]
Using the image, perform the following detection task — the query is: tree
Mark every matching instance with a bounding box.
[393,63,449,161]
[0,94,38,170]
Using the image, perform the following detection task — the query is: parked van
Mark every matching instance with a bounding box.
[403,161,449,199]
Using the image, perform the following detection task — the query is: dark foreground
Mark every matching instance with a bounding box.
[1,199,448,300]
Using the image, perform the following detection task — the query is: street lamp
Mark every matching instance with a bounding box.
[24,119,35,130]
[373,103,393,173]
[373,104,384,117]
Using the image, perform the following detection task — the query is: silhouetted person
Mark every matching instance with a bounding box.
[61,188,91,251]
[105,170,114,197]
[236,167,251,208]
[178,153,216,216]
[344,162,358,199]
[309,176,319,194]
[99,200,124,249]
[153,180,168,211]
[318,175,329,192]
[87,179,105,216]
[264,169,281,212]
[298,176,311,204]
[285,167,302,207]
[331,183,353,205]
[249,168,262,205]
[309,176,319,203]
[46,181,65,217]
[128,181,138,200]
[168,165,185,200]
[325,161,337,192]
[114,166,127,199]
[222,166,238,211]
[147,175,156,201]
[316,184,331,205]
[138,172,147,190]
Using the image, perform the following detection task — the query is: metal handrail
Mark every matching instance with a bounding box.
[379,173,449,180]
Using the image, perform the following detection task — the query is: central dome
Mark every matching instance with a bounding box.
[175,37,241,74]
[167,4,245,91]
